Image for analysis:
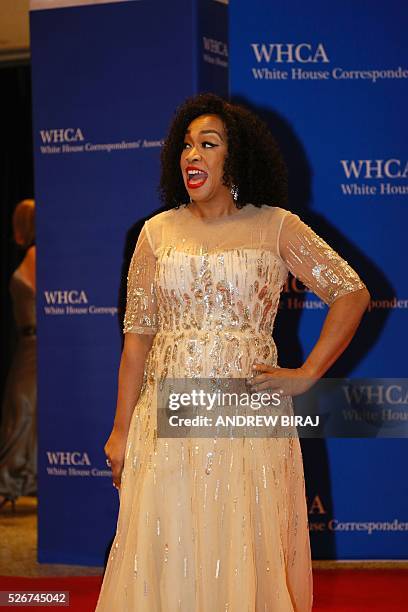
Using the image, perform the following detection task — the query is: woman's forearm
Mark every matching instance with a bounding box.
[112,334,155,436]
[301,287,371,379]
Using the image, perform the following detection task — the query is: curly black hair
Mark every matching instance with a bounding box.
[158,92,288,209]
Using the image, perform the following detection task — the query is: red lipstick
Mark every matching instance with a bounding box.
[186,165,208,189]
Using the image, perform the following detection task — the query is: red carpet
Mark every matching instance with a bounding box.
[0,570,406,610]
[313,569,407,611]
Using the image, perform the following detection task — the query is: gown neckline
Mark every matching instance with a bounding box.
[181,202,257,224]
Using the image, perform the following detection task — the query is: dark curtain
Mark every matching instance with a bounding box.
[0,64,34,417]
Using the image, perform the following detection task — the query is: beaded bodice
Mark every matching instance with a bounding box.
[122,204,366,381]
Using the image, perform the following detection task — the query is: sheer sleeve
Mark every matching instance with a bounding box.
[278,211,367,306]
[123,223,158,334]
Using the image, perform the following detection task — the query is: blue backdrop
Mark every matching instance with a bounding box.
[30,0,227,565]
[230,0,407,559]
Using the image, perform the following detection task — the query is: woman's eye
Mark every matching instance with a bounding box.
[182,141,217,150]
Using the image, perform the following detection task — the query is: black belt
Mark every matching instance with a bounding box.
[20,326,36,337]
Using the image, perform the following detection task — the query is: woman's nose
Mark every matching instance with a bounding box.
[186,147,201,163]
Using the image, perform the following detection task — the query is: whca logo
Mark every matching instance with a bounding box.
[340,159,408,179]
[40,128,84,144]
[251,42,329,64]
[46,451,91,466]
[44,290,88,305]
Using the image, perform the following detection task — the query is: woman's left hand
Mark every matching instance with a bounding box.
[247,363,318,397]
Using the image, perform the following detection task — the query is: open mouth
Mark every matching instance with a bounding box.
[186,166,208,189]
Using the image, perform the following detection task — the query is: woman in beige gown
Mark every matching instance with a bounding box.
[96,94,369,611]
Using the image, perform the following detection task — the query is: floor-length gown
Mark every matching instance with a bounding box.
[95,204,366,611]
[0,268,37,501]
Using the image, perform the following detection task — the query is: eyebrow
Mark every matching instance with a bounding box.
[185,129,224,141]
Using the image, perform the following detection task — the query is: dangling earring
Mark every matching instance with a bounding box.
[230,184,239,203]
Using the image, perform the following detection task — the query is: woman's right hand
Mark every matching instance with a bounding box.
[104,428,128,491]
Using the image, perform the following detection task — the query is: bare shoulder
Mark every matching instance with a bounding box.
[25,245,36,261]
[16,246,36,289]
